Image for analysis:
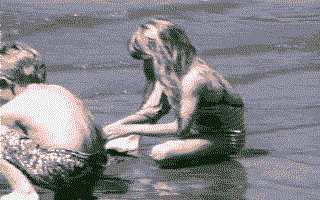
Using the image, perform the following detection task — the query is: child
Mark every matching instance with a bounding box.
[104,19,246,165]
[0,42,108,200]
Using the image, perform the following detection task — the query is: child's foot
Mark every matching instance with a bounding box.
[1,192,39,200]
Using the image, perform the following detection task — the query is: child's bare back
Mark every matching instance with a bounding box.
[1,83,104,153]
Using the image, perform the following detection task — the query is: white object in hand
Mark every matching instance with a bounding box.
[105,135,140,152]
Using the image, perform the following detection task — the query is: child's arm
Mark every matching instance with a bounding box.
[103,81,170,136]
[0,159,38,200]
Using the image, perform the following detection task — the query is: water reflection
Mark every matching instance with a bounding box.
[104,157,250,199]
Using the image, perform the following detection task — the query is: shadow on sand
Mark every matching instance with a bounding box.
[155,148,270,169]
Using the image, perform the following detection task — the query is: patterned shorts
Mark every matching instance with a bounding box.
[0,127,108,191]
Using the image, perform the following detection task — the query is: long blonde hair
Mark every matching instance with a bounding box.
[128,19,197,113]
[128,18,197,79]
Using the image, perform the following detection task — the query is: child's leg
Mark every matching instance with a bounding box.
[150,139,213,160]
[0,159,39,200]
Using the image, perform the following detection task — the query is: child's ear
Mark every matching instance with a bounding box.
[23,65,35,75]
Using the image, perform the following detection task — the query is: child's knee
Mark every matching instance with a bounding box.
[150,140,185,160]
[150,145,170,160]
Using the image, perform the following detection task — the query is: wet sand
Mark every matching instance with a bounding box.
[1,68,319,199]
[97,70,320,199]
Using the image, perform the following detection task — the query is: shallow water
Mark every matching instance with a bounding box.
[38,69,320,199]
[1,0,320,199]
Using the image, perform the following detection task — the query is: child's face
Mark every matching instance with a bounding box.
[0,77,15,106]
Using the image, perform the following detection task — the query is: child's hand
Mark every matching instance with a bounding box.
[103,123,119,137]
[103,124,131,140]
[1,192,39,200]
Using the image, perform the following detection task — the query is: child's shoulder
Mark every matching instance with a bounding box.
[182,63,213,92]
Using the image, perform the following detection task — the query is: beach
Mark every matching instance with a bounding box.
[1,0,320,199]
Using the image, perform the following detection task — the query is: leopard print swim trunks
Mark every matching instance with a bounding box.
[0,127,108,191]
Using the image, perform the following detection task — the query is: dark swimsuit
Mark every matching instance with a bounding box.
[188,96,246,155]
